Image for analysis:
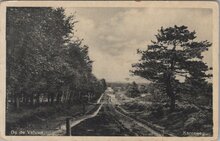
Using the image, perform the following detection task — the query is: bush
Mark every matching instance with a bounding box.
[149,104,164,118]
[123,102,146,112]
[184,110,212,133]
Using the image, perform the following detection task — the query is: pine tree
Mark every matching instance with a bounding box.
[131,25,212,111]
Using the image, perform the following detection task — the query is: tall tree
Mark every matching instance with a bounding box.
[131,25,212,111]
[7,7,107,110]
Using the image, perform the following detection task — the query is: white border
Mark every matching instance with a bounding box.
[0,1,219,141]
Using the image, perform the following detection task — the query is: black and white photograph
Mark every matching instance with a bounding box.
[1,1,219,140]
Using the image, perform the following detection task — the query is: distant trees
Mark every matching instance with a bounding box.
[131,25,212,111]
[126,81,140,98]
[7,7,107,108]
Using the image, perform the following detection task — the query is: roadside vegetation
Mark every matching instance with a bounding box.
[115,86,212,136]
[6,7,107,135]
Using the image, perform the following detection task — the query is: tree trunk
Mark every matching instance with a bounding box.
[30,95,34,106]
[82,103,85,114]
[51,94,54,104]
[12,94,15,104]
[170,95,175,112]
[71,92,75,102]
[65,89,69,103]
[68,93,72,105]
[24,95,28,104]
[15,95,20,109]
[56,95,60,103]
[57,88,63,103]
[13,94,16,106]
[88,92,91,102]
[36,94,40,105]
[47,94,50,104]
[166,74,175,112]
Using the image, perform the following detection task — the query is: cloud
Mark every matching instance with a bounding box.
[65,8,212,83]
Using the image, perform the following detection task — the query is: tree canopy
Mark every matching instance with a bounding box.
[131,25,212,111]
[7,7,107,108]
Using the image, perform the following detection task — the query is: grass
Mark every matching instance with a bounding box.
[115,91,213,137]
[6,103,97,135]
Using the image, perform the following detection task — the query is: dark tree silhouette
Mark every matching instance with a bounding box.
[6,7,107,109]
[131,25,212,111]
[127,81,140,98]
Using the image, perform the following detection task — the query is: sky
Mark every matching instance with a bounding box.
[65,8,213,83]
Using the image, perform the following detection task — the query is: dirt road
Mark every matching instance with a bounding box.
[71,93,161,136]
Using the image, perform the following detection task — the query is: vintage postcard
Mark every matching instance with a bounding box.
[0,1,219,141]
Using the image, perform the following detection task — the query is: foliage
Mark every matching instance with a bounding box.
[131,25,212,111]
[126,81,140,98]
[6,7,107,108]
